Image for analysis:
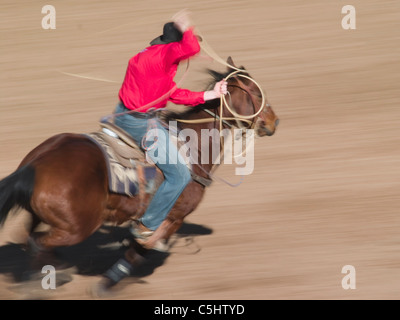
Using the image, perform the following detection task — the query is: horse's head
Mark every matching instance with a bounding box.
[215,57,279,137]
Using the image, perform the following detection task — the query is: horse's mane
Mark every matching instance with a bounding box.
[164,67,247,122]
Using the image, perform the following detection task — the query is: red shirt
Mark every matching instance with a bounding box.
[119,28,205,112]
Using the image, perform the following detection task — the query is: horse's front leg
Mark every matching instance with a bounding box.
[94,220,182,294]
[96,241,146,294]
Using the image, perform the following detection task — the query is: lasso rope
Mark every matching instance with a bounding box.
[56,70,119,83]
[56,23,263,187]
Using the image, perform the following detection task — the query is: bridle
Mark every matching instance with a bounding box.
[175,69,270,187]
[176,69,269,133]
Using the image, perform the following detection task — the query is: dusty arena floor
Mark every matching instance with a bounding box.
[0,0,399,300]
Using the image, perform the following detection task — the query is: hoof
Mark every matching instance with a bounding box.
[8,275,52,300]
[88,277,116,299]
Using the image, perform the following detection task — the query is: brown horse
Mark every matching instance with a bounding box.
[0,57,279,292]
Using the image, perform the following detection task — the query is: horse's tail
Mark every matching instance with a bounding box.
[0,165,35,226]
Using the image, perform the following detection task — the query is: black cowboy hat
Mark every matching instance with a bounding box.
[150,22,183,45]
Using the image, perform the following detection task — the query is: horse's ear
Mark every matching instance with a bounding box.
[227,56,236,68]
[227,56,246,72]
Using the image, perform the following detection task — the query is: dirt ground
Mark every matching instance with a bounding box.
[0,0,399,300]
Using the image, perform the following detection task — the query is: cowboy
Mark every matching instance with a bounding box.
[114,11,227,248]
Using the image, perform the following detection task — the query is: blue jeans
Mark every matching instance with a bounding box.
[114,103,191,230]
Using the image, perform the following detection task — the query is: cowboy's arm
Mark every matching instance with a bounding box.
[167,28,201,64]
[167,10,200,62]
[169,88,205,106]
[169,80,228,106]
[169,10,227,105]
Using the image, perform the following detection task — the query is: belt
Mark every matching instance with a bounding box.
[120,103,156,119]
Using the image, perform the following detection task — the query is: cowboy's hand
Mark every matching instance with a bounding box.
[172,9,192,33]
[213,80,228,98]
[204,80,228,101]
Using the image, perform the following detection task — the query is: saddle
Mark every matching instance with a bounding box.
[85,122,155,198]
[86,120,212,198]
[98,121,146,168]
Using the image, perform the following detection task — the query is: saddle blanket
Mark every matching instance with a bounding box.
[85,132,158,197]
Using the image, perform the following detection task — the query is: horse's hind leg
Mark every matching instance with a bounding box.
[26,195,104,271]
[27,228,82,272]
